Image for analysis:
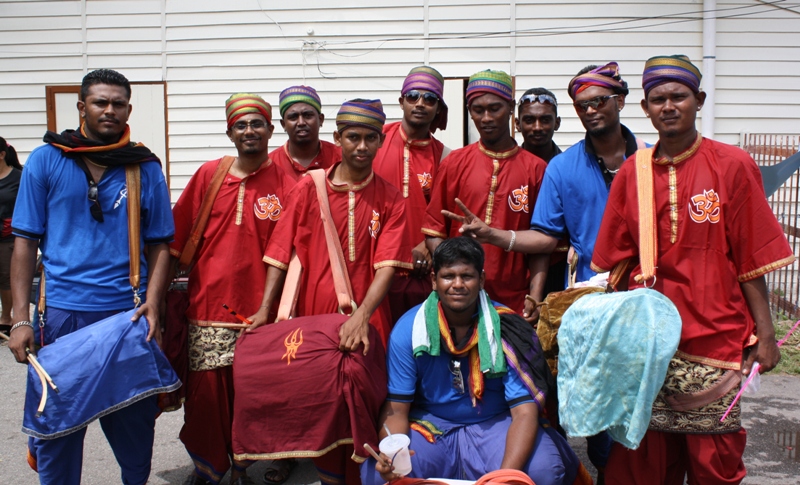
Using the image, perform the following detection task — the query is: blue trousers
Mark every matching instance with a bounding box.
[361,412,580,485]
[27,307,159,485]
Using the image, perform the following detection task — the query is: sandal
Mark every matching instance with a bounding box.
[262,458,298,485]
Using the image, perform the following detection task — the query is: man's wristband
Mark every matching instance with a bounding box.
[10,321,34,334]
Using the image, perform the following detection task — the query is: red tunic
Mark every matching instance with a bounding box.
[269,140,340,183]
[422,142,547,312]
[592,137,795,369]
[171,158,294,325]
[373,121,445,246]
[263,164,413,343]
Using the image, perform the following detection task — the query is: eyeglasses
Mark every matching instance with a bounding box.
[232,120,268,132]
[87,181,104,223]
[573,94,619,112]
[519,94,558,107]
[403,90,439,107]
[449,359,465,394]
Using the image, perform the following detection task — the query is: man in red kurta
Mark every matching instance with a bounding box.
[169,94,293,485]
[591,56,795,485]
[423,70,547,315]
[252,99,412,485]
[373,66,451,322]
[269,85,340,182]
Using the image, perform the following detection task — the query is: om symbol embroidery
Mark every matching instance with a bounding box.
[368,210,381,239]
[508,185,529,213]
[688,189,721,224]
[254,194,282,221]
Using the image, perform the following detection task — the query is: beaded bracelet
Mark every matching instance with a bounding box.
[506,230,517,252]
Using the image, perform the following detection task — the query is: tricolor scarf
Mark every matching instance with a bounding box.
[44,124,160,167]
[412,290,509,406]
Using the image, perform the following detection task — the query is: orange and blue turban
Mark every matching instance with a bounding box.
[225,93,271,129]
[643,55,702,96]
[567,62,629,100]
[466,70,513,106]
[279,85,322,117]
[402,65,448,132]
[336,99,386,134]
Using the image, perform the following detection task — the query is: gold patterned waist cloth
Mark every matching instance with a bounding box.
[649,355,742,434]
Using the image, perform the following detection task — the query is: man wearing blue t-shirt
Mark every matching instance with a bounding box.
[7,69,174,485]
[362,237,584,485]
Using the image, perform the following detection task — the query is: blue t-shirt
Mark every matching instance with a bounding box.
[13,144,174,311]
[531,126,646,283]
[386,304,534,424]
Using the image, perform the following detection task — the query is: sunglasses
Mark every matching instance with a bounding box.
[404,90,439,107]
[449,359,465,395]
[232,120,268,132]
[88,181,103,223]
[573,94,619,112]
[519,94,558,107]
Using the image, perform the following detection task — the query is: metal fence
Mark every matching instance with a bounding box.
[741,133,800,319]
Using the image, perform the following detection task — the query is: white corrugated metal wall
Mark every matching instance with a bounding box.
[2,0,799,201]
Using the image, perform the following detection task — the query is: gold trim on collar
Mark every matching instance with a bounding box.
[327,166,375,193]
[478,141,519,160]
[653,133,702,166]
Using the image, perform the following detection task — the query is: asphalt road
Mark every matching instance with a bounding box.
[1,340,799,484]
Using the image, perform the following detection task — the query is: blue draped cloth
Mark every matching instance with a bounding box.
[557,288,681,449]
[22,309,181,439]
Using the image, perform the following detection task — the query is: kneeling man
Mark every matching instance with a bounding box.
[362,237,587,485]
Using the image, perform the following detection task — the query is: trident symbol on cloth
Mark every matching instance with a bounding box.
[282,328,304,365]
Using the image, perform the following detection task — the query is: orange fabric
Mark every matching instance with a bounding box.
[475,469,536,485]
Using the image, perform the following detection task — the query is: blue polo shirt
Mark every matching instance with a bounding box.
[13,144,174,311]
[386,304,533,425]
[531,125,646,283]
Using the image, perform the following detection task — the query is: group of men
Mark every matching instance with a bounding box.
[5,51,793,485]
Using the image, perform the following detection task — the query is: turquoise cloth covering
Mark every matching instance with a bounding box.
[557,288,681,449]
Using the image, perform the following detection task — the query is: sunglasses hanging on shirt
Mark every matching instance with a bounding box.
[75,156,104,223]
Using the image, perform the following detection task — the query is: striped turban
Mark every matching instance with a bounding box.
[336,99,386,134]
[402,65,448,132]
[643,55,702,96]
[568,62,629,100]
[466,70,513,106]
[279,85,322,117]
[225,93,271,129]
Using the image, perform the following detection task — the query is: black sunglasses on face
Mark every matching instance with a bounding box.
[573,94,619,112]
[88,182,104,223]
[404,90,439,106]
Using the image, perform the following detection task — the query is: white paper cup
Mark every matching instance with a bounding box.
[379,434,412,476]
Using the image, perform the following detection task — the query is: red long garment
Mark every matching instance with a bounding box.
[373,121,444,247]
[263,164,413,343]
[422,142,547,312]
[592,137,795,368]
[269,141,340,183]
[171,157,295,325]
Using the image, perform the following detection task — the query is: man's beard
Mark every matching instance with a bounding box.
[588,123,614,138]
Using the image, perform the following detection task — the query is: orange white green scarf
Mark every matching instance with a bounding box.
[412,290,511,405]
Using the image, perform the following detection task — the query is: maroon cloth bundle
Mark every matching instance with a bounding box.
[232,314,387,462]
